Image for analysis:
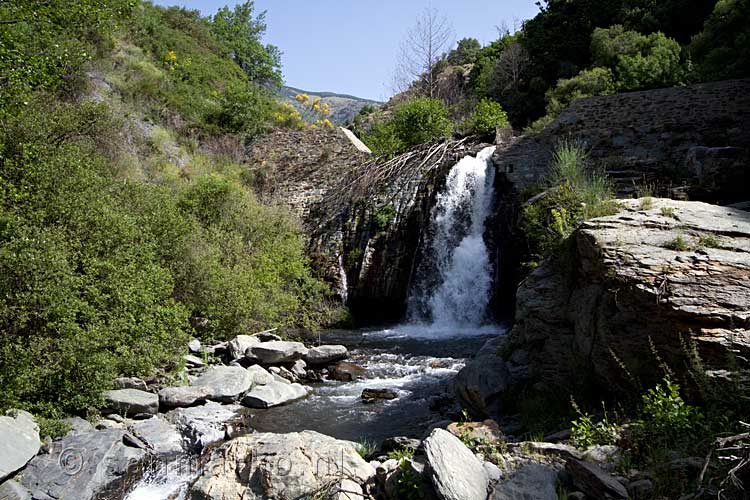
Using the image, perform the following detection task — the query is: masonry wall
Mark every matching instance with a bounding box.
[494,79,750,201]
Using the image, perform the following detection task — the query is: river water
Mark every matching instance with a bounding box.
[126,146,503,498]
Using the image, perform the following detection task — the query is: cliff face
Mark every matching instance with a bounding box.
[246,128,491,323]
[456,199,750,417]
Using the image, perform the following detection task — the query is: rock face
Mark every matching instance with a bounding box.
[423,428,489,500]
[105,389,159,416]
[191,366,253,403]
[472,199,750,410]
[0,410,40,482]
[492,463,558,500]
[248,340,308,364]
[566,459,629,499]
[0,479,30,500]
[19,429,144,500]
[453,336,514,418]
[190,430,375,499]
[303,344,348,365]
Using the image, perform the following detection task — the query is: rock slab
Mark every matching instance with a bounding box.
[19,429,144,500]
[190,430,375,500]
[423,428,489,500]
[0,410,40,482]
[303,345,348,365]
[191,365,253,402]
[105,389,159,416]
[241,380,309,408]
[493,463,557,500]
[248,340,308,364]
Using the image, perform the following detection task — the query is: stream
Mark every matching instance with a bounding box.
[126,146,501,498]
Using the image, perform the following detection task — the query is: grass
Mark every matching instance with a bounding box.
[660,206,676,218]
[387,446,416,462]
[355,438,377,459]
[663,235,690,251]
[697,234,720,248]
[640,196,654,210]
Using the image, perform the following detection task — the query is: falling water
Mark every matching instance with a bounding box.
[409,146,497,328]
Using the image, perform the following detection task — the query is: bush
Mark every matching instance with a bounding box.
[629,378,703,461]
[463,98,509,136]
[364,98,452,155]
[0,101,190,416]
[570,400,620,449]
[521,141,617,268]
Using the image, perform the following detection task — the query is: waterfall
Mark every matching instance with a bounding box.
[408,146,497,329]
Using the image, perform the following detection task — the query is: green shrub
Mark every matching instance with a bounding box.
[521,141,617,268]
[463,98,509,136]
[629,378,703,460]
[355,438,377,459]
[0,101,190,416]
[570,400,620,449]
[663,235,689,251]
[372,204,397,231]
[697,234,720,248]
[364,98,452,155]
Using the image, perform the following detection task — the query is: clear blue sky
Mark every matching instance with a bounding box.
[153,0,541,101]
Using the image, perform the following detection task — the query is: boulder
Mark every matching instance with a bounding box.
[453,336,514,418]
[19,429,145,500]
[511,441,583,461]
[165,401,241,452]
[329,361,366,381]
[473,199,750,412]
[241,379,309,408]
[361,388,398,403]
[0,410,40,482]
[627,478,654,499]
[290,359,307,379]
[331,478,363,500]
[128,415,184,455]
[64,416,95,435]
[187,338,202,353]
[191,365,253,403]
[566,459,628,500]
[248,340,308,364]
[253,330,283,342]
[158,385,211,408]
[182,354,205,367]
[423,428,489,500]
[303,345,348,365]
[447,419,504,444]
[190,431,375,499]
[227,334,262,360]
[246,364,274,385]
[0,479,31,500]
[112,377,148,391]
[493,463,558,500]
[104,389,159,416]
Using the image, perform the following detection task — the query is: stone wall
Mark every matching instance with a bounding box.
[494,79,750,202]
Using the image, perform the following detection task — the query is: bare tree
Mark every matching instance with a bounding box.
[393,7,454,98]
[496,41,529,88]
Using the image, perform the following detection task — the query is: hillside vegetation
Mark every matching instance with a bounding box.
[0,0,339,422]
[355,0,749,154]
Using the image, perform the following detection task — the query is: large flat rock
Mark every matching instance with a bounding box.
[248,340,308,364]
[423,428,489,500]
[303,345,348,365]
[493,463,558,500]
[241,380,309,408]
[191,365,253,402]
[190,430,375,499]
[158,385,211,408]
[19,429,144,500]
[105,389,159,416]
[0,410,40,482]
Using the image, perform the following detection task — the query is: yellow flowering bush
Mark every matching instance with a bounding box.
[293,93,333,129]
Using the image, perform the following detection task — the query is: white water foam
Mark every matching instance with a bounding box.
[408,145,498,331]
